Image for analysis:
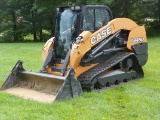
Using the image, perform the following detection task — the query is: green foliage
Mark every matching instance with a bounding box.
[0,31,12,42]
[0,0,160,42]
[0,37,160,119]
[144,19,160,36]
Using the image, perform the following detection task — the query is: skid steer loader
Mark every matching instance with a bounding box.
[0,5,148,103]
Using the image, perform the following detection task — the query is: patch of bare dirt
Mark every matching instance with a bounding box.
[4,87,56,103]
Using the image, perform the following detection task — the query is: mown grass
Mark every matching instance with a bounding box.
[0,37,160,120]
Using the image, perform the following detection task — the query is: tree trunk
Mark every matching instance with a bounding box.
[12,11,18,42]
[158,0,160,22]
[39,22,43,41]
[32,19,37,41]
[50,18,54,36]
[31,3,37,41]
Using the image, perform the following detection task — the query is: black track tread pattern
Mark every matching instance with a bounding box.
[78,52,144,90]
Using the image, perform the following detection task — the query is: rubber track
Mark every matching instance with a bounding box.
[78,52,144,89]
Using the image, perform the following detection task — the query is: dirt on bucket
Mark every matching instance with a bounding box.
[3,87,57,103]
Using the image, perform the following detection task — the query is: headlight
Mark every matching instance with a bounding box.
[76,36,84,43]
[75,6,81,10]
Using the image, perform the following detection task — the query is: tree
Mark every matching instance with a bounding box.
[0,0,21,42]
[0,0,160,42]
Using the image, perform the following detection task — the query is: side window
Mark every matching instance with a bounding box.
[95,9,111,30]
[82,8,111,32]
[82,9,94,32]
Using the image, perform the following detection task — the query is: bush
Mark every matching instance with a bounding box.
[144,20,160,37]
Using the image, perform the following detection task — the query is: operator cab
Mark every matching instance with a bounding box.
[54,5,113,59]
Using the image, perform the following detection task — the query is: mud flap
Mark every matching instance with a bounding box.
[0,60,82,102]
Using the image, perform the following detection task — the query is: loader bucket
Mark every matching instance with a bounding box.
[0,60,82,103]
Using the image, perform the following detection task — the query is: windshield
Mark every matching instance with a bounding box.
[55,9,77,58]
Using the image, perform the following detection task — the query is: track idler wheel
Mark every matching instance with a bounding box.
[115,80,120,85]
[106,82,111,87]
[120,57,133,71]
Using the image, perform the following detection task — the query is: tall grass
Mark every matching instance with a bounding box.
[0,37,160,120]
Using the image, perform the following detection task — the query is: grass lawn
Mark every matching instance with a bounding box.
[0,37,160,120]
